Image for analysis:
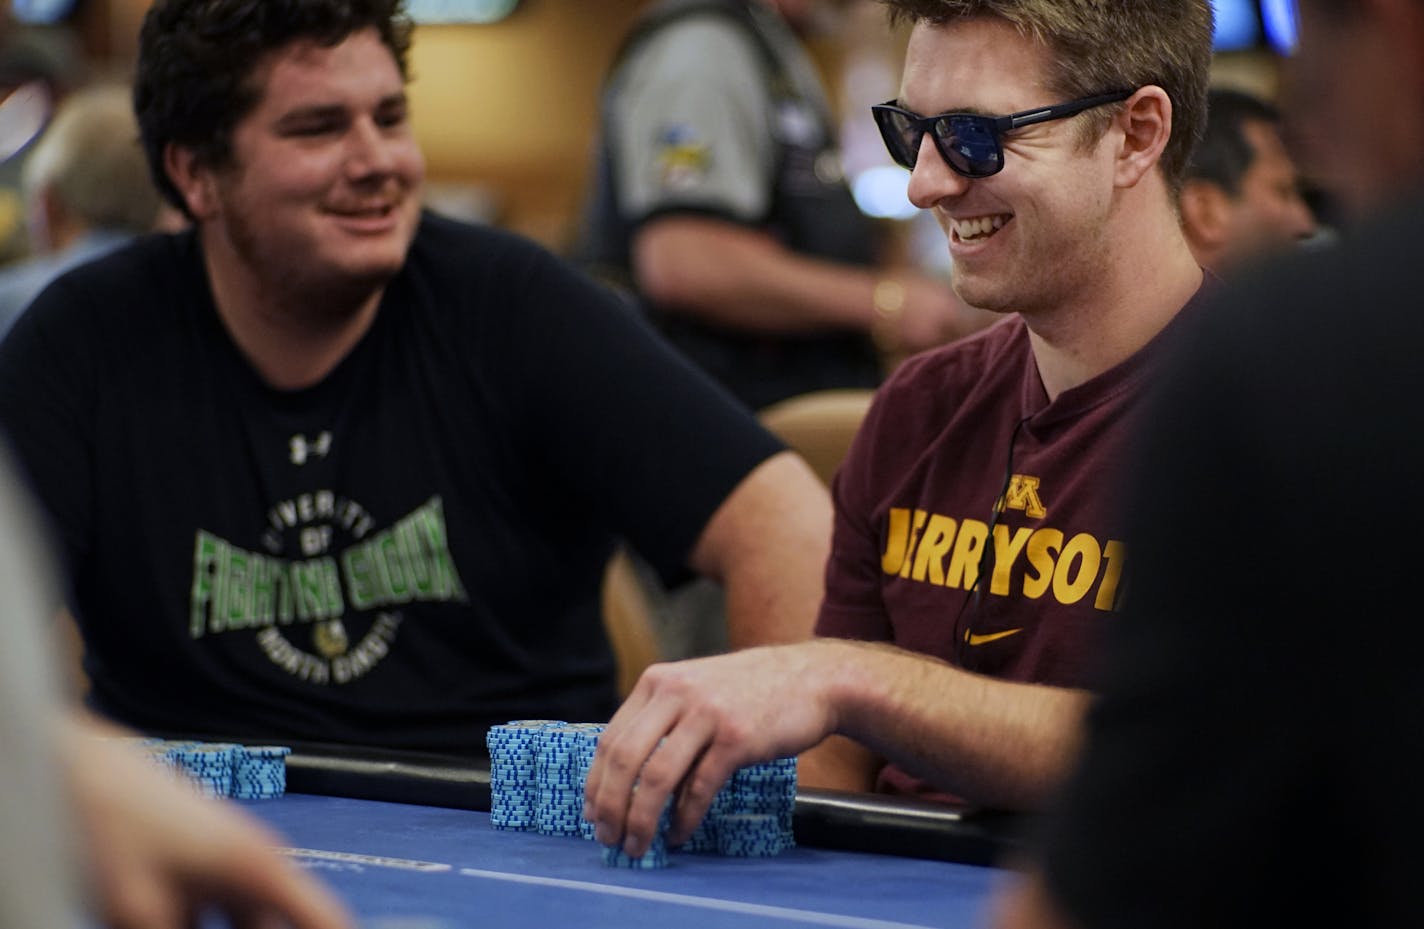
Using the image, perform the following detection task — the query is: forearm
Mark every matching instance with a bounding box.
[689,451,831,648]
[633,217,889,335]
[828,640,1090,810]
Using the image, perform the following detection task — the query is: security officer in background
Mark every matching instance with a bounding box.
[578,0,978,413]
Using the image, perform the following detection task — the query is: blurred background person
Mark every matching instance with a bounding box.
[0,435,351,929]
[995,0,1424,926]
[577,0,983,416]
[1178,86,1317,275]
[0,18,85,266]
[577,0,994,664]
[0,80,169,338]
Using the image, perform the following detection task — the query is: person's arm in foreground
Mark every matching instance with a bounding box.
[993,870,1082,929]
[585,638,1089,856]
[63,714,353,929]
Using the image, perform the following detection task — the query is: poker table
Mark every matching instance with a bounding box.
[234,743,1033,929]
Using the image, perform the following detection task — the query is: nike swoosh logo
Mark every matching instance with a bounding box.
[964,628,1023,646]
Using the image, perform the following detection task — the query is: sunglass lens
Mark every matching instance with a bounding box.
[934,115,1002,178]
[875,107,921,169]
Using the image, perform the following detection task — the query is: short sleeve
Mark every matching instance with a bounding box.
[814,382,895,641]
[494,239,784,580]
[609,16,777,226]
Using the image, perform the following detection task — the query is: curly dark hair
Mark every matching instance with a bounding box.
[879,0,1213,197]
[134,0,414,217]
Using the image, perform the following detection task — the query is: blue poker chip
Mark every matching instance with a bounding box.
[167,743,241,797]
[232,745,290,800]
[601,840,670,869]
[714,813,787,857]
[679,816,719,854]
[139,741,292,801]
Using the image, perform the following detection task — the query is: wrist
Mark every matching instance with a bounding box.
[814,638,878,737]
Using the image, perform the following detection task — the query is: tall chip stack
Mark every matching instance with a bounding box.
[486,719,563,832]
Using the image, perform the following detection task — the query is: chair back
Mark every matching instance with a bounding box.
[601,387,877,697]
[757,388,875,487]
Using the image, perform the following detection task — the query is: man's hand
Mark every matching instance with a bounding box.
[62,718,353,929]
[583,642,844,857]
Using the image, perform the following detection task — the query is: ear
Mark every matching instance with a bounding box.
[163,142,220,221]
[1177,178,1231,255]
[1111,85,1172,190]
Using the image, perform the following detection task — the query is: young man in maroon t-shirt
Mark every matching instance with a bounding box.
[585,0,1215,858]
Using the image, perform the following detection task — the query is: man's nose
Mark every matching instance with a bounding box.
[906,134,972,209]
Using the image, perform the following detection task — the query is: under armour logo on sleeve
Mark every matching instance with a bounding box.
[289,431,332,465]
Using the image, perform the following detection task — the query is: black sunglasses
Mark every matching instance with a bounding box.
[871,89,1135,179]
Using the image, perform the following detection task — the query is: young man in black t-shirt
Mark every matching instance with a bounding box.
[0,0,832,756]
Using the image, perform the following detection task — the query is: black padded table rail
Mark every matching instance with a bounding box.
[258,740,1031,867]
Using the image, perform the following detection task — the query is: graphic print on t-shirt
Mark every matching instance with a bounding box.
[878,473,1127,612]
[187,492,468,685]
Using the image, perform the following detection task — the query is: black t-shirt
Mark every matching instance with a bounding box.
[0,211,782,755]
[1037,196,1424,927]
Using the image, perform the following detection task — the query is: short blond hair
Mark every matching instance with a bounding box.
[881,0,1213,196]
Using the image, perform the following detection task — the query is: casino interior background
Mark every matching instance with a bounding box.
[2,0,1295,265]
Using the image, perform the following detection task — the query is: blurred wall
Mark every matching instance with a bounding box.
[83,0,651,248]
[69,0,1290,250]
[407,3,648,246]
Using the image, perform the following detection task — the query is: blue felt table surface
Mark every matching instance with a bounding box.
[244,793,1006,929]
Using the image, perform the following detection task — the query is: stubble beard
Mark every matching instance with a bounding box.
[224,201,411,325]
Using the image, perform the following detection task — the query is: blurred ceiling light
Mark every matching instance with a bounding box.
[851,165,917,220]
[407,0,521,25]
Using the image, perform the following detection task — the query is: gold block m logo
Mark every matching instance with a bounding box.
[998,475,1046,519]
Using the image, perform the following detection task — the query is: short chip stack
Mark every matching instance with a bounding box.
[600,796,673,869]
[687,755,798,857]
[485,719,797,868]
[130,738,291,800]
[230,746,293,799]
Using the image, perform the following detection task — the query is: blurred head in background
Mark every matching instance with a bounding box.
[21,82,163,253]
[1179,87,1317,274]
[1286,0,1424,221]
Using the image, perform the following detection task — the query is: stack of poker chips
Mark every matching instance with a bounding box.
[685,755,797,858]
[601,796,673,869]
[133,739,291,800]
[485,719,797,868]
[486,720,604,836]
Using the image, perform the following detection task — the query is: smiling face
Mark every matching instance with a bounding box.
[186,28,424,313]
[899,17,1124,316]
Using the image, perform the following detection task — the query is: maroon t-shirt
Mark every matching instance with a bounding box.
[817,295,1204,802]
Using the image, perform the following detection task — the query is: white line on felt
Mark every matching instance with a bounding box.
[456,867,945,929]
[284,848,452,872]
